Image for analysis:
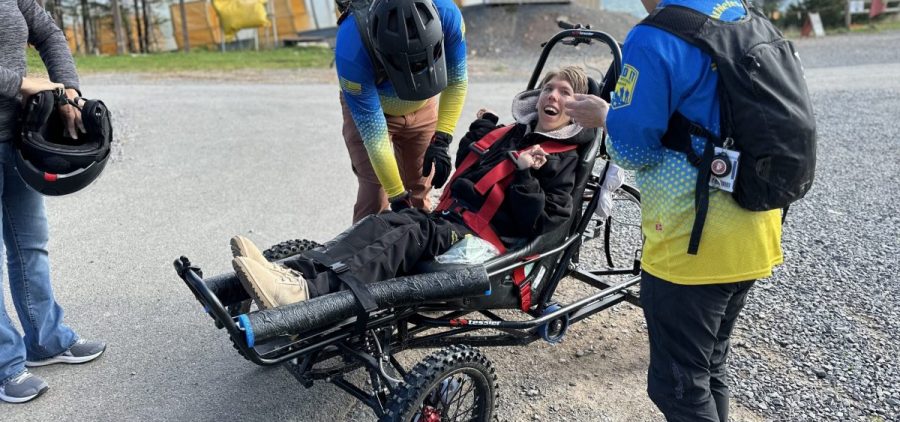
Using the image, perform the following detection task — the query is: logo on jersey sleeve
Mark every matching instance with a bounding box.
[611,64,638,109]
[340,76,363,96]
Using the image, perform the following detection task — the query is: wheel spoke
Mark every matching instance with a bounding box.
[443,376,467,416]
[449,378,477,421]
[447,377,474,409]
[454,402,478,421]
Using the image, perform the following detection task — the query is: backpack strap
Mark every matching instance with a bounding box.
[641,5,710,43]
[661,111,726,255]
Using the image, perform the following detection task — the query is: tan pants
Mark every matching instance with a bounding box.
[341,95,438,223]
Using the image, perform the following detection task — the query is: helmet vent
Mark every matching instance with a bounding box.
[409,54,427,73]
[415,3,433,24]
[387,10,398,34]
[433,39,443,60]
[406,15,419,38]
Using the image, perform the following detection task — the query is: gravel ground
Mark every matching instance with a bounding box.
[724,36,900,420]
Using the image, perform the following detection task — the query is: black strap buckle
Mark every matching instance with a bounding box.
[330,261,350,274]
[469,142,489,156]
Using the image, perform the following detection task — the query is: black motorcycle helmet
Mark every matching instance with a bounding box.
[368,0,447,101]
[15,89,112,196]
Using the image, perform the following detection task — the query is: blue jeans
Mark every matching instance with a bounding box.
[0,142,76,384]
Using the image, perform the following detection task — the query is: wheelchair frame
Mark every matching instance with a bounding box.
[175,27,641,421]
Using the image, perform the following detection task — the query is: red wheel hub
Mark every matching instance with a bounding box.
[422,405,441,422]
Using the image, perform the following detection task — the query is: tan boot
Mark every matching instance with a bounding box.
[232,257,309,310]
[231,235,304,278]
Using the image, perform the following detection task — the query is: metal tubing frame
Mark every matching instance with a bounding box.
[174,27,634,418]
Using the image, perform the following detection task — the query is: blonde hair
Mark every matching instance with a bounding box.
[539,66,589,95]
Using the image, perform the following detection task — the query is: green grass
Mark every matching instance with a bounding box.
[849,17,900,33]
[26,46,333,74]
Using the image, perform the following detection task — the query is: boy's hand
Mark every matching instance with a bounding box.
[515,145,548,170]
[476,108,495,119]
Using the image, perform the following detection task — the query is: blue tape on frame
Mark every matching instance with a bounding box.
[237,314,254,348]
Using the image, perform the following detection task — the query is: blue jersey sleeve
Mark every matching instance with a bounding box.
[335,20,405,197]
[606,30,672,170]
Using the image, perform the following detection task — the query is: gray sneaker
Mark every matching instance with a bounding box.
[0,371,49,403]
[25,339,106,367]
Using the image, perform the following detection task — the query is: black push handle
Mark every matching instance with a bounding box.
[557,20,591,30]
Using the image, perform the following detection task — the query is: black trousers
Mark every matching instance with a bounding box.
[641,272,755,422]
[283,209,471,298]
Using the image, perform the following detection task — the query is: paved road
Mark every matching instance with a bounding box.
[2,76,524,422]
[4,33,900,421]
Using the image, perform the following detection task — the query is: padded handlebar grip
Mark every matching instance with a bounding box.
[204,272,249,306]
[245,266,490,343]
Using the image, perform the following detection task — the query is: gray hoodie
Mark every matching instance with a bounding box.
[0,0,79,142]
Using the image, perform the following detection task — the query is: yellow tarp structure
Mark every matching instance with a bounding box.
[262,0,313,40]
[170,1,223,49]
[97,16,143,55]
[212,0,270,38]
[65,27,78,53]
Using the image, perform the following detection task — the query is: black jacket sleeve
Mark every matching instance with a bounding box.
[505,151,578,234]
[455,113,500,167]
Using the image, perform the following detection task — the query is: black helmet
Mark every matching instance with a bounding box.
[368,0,447,101]
[15,89,112,196]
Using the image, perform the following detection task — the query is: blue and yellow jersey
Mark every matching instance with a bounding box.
[335,0,468,198]
[606,0,783,285]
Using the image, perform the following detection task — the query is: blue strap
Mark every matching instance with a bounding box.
[238,314,255,348]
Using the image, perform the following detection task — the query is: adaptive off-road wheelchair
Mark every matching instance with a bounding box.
[175,24,643,421]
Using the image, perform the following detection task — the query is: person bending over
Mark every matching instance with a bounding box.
[233,66,593,309]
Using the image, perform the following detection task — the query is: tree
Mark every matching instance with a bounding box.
[111,0,125,54]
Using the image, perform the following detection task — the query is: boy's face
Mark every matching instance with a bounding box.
[537,77,576,132]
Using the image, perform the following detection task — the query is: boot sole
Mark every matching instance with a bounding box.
[230,236,267,264]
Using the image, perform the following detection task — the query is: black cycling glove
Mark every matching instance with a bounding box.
[423,131,453,189]
[389,190,412,212]
[456,113,500,167]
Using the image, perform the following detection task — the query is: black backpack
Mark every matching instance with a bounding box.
[336,0,389,85]
[640,1,817,255]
